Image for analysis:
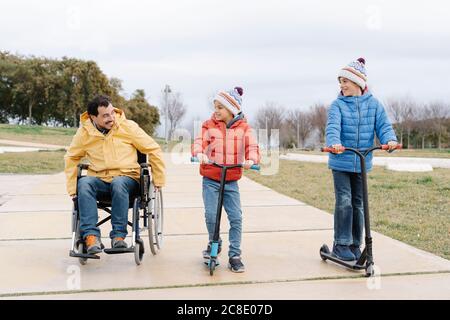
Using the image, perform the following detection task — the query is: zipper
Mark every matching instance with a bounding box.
[355,97,361,172]
[222,122,227,165]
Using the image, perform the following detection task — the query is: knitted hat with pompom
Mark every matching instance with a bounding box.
[338,58,367,90]
[214,86,243,116]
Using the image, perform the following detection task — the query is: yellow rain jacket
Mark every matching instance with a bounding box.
[64,108,165,196]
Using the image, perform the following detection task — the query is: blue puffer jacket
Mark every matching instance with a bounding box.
[325,92,397,173]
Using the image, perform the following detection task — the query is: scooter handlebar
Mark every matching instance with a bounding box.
[321,144,403,153]
[190,157,260,171]
[321,147,344,153]
[380,144,403,151]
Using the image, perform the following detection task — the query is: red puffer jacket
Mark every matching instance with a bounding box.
[191,113,260,182]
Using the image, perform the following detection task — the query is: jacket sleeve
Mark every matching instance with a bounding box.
[130,122,166,187]
[191,121,209,157]
[244,126,261,164]
[375,99,397,144]
[325,101,342,146]
[64,128,86,196]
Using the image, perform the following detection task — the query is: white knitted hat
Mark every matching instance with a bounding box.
[338,58,367,90]
[213,87,243,116]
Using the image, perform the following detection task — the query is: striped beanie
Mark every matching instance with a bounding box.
[214,87,243,116]
[338,58,367,90]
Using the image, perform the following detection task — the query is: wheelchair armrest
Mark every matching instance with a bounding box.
[77,163,89,179]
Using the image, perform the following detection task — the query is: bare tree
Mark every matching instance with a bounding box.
[285,109,313,149]
[255,102,285,148]
[163,92,187,140]
[415,104,434,149]
[310,103,328,144]
[402,99,418,149]
[428,101,450,150]
[385,98,406,145]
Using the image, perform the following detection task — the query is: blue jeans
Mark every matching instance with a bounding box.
[202,177,242,258]
[77,176,139,240]
[332,170,364,246]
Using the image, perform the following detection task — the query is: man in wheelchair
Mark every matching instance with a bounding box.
[64,95,165,256]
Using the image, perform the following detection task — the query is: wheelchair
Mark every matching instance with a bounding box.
[69,151,164,265]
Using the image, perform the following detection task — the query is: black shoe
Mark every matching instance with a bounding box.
[350,245,362,261]
[228,256,245,273]
[332,244,356,261]
[202,243,222,259]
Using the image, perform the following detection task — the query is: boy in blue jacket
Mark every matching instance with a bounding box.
[325,58,398,261]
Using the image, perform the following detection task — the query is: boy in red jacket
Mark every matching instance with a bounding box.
[192,86,260,272]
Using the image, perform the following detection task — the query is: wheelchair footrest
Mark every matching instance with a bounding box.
[69,250,100,259]
[104,247,135,254]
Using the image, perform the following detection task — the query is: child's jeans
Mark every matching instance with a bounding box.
[332,170,364,247]
[202,177,242,258]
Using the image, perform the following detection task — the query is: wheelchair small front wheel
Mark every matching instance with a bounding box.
[78,242,88,265]
[134,241,144,265]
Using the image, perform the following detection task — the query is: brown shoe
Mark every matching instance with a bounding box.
[85,235,103,254]
[111,237,127,249]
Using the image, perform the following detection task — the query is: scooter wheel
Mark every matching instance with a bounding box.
[209,260,216,276]
[365,264,375,277]
[320,244,330,261]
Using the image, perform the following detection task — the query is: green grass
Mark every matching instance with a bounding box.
[0,150,66,174]
[246,160,450,260]
[0,124,77,146]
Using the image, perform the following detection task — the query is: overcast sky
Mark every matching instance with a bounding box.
[2,0,450,132]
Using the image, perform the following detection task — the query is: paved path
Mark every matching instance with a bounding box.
[1,153,449,299]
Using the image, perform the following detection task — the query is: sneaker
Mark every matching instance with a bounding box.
[332,244,356,261]
[85,235,104,254]
[228,256,245,273]
[202,243,222,259]
[111,237,128,249]
[350,245,362,261]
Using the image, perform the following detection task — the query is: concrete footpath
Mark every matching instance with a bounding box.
[0,153,449,300]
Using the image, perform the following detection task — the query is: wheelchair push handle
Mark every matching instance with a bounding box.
[190,157,260,171]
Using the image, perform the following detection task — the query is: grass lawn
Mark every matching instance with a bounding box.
[246,160,450,260]
[0,150,66,174]
[0,124,76,146]
[0,124,169,149]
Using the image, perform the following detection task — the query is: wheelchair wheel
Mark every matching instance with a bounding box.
[147,183,163,255]
[153,188,164,249]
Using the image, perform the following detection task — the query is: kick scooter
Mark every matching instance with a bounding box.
[320,144,402,277]
[191,156,260,275]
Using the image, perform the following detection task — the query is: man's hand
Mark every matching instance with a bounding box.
[196,153,210,164]
[243,160,255,170]
[331,144,344,154]
[154,186,161,192]
[387,141,398,153]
